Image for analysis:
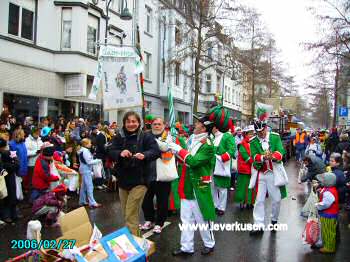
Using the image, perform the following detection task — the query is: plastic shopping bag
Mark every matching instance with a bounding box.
[15,176,24,201]
[302,215,320,245]
[273,162,289,186]
[156,153,178,182]
[68,174,79,192]
[93,161,104,178]
[0,170,8,199]
[301,190,319,218]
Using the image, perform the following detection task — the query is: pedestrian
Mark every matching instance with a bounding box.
[0,138,19,224]
[9,128,28,178]
[169,114,216,256]
[31,142,59,201]
[329,153,346,204]
[108,111,160,236]
[78,138,102,208]
[141,117,174,234]
[24,127,43,194]
[294,128,307,162]
[301,155,327,183]
[211,107,235,216]
[335,133,350,155]
[32,184,67,227]
[249,120,287,235]
[234,125,256,209]
[305,136,323,159]
[314,172,339,253]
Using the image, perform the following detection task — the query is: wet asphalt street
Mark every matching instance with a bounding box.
[2,160,350,261]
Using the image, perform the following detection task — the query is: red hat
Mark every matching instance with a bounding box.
[53,151,63,162]
[52,184,67,194]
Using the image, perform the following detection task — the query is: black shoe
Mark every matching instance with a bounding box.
[249,229,264,236]
[310,244,320,249]
[172,249,194,256]
[217,210,225,216]
[271,221,277,233]
[201,247,214,255]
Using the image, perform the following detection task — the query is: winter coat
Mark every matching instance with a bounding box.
[25,135,43,167]
[332,166,346,203]
[0,150,19,206]
[32,192,62,215]
[238,137,253,175]
[305,143,322,158]
[32,155,59,190]
[108,128,160,190]
[9,140,28,177]
[326,133,339,154]
[78,147,100,174]
[95,132,108,160]
[302,155,326,182]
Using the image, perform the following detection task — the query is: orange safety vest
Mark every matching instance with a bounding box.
[294,132,305,145]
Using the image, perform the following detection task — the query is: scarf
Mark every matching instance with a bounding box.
[188,133,208,153]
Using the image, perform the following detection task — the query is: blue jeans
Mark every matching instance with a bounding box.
[296,149,305,161]
[79,171,97,206]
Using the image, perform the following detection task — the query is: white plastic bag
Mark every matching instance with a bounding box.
[68,175,79,191]
[248,166,258,189]
[213,155,231,177]
[156,154,178,182]
[301,190,319,218]
[50,162,61,190]
[16,176,24,201]
[273,162,289,186]
[0,170,8,199]
[93,161,104,178]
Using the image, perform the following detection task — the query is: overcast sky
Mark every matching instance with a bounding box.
[243,0,321,94]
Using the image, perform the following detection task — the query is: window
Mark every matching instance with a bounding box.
[175,63,180,86]
[217,44,222,61]
[175,21,181,45]
[216,75,221,93]
[61,8,72,49]
[145,101,152,113]
[144,52,152,80]
[8,3,34,41]
[162,59,166,83]
[87,14,98,55]
[145,6,152,34]
[206,74,212,93]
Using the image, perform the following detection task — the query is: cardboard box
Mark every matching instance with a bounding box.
[56,207,155,260]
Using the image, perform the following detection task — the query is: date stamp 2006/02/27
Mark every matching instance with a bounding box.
[11,239,76,250]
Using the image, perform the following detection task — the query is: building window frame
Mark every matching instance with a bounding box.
[61,7,72,50]
[8,2,35,42]
[145,5,152,35]
[206,74,212,93]
[175,62,181,86]
[87,13,99,56]
[144,52,152,80]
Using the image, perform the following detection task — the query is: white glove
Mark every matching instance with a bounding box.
[168,143,182,153]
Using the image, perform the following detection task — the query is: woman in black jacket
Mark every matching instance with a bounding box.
[108,111,160,236]
[0,138,19,224]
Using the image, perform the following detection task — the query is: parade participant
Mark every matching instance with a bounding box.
[235,127,243,145]
[31,142,60,201]
[210,106,235,216]
[78,138,102,208]
[169,114,216,256]
[294,128,307,162]
[141,118,174,234]
[32,184,67,227]
[108,111,160,236]
[249,120,287,234]
[144,114,155,132]
[235,125,256,209]
[314,172,339,253]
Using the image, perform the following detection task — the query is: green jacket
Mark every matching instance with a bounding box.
[178,138,216,221]
[249,132,287,199]
[213,132,236,188]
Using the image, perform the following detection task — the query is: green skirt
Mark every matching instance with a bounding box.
[234,173,256,205]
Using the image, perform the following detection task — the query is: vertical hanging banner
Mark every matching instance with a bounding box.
[88,45,144,110]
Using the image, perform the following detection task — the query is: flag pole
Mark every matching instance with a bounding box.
[135,25,146,125]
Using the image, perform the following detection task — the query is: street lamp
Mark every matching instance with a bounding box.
[92,0,133,44]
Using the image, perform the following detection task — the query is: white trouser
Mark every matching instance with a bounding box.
[180,199,215,252]
[253,171,281,226]
[212,185,228,211]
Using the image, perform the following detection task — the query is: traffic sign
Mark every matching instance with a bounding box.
[339,116,347,126]
[339,106,348,117]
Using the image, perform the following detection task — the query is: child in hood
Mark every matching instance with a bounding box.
[32,184,67,227]
[314,172,339,253]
